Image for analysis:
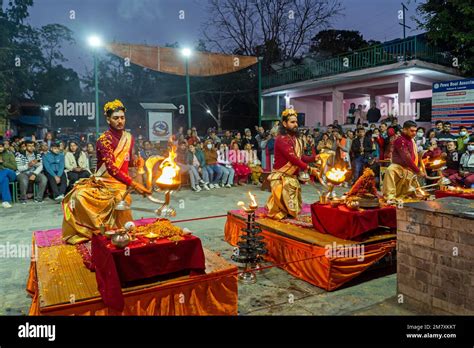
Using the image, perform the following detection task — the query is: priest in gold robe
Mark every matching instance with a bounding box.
[382,120,427,202]
[266,109,319,220]
[62,100,151,244]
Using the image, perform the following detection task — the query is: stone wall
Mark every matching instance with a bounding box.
[397,200,474,315]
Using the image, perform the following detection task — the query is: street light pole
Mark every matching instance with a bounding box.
[88,35,102,139]
[185,57,192,129]
[258,57,262,127]
[94,51,100,138]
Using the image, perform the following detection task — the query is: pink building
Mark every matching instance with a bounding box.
[261,35,462,127]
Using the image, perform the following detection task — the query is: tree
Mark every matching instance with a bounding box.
[415,0,474,75]
[194,76,238,132]
[0,1,77,124]
[202,0,343,71]
[309,29,378,57]
[0,0,39,119]
[37,24,75,69]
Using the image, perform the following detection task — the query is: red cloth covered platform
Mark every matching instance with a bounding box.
[27,219,238,316]
[225,204,396,291]
[435,190,474,200]
[91,233,206,311]
[311,203,397,240]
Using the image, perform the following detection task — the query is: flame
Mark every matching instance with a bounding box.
[432,159,442,166]
[145,155,165,189]
[416,188,428,197]
[248,191,258,207]
[156,146,180,186]
[325,167,347,183]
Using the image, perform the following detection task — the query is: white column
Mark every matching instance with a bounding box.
[398,75,412,124]
[332,89,343,124]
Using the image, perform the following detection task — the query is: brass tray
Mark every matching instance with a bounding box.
[358,198,380,209]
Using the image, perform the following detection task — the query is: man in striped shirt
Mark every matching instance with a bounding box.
[15,141,47,203]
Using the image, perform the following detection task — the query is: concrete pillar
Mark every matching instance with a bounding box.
[368,91,376,108]
[332,89,343,124]
[322,99,327,126]
[398,75,412,123]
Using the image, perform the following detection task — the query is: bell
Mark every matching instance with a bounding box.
[298,171,310,182]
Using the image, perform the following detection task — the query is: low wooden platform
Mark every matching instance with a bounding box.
[28,237,238,316]
[224,210,396,291]
[227,211,396,247]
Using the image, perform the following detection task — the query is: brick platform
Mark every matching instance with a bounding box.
[397,197,474,315]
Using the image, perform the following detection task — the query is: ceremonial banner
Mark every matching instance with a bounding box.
[148,111,172,142]
[432,78,474,133]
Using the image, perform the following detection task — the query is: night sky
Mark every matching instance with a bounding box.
[23,0,424,75]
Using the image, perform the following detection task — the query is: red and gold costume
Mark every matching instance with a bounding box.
[266,134,316,220]
[62,127,138,245]
[382,133,420,201]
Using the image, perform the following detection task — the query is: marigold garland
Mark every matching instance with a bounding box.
[104,99,125,113]
[281,108,297,118]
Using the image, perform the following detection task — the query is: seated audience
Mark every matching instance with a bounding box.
[230,141,251,185]
[442,140,460,178]
[65,141,91,188]
[217,143,235,188]
[177,141,204,192]
[86,143,97,173]
[43,142,67,201]
[244,143,263,185]
[457,126,470,153]
[203,140,223,188]
[16,140,47,203]
[447,136,474,187]
[0,142,17,208]
[186,143,210,191]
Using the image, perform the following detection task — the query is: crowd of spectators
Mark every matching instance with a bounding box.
[1,117,473,208]
[0,132,96,207]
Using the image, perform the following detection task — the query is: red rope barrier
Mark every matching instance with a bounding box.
[171,214,228,224]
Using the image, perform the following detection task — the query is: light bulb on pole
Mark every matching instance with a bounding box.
[182,48,192,129]
[88,35,103,138]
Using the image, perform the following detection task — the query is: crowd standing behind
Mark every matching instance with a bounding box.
[1,116,473,208]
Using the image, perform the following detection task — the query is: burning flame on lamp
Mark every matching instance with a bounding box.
[142,147,180,190]
[325,167,347,184]
[140,144,181,217]
[238,191,258,211]
[156,147,180,188]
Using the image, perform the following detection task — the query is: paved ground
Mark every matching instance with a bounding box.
[0,182,420,316]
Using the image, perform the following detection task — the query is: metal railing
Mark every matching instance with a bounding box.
[262,34,451,89]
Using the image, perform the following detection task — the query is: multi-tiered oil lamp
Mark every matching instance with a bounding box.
[232,192,267,284]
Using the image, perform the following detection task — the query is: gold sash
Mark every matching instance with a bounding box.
[412,138,419,167]
[95,131,132,180]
